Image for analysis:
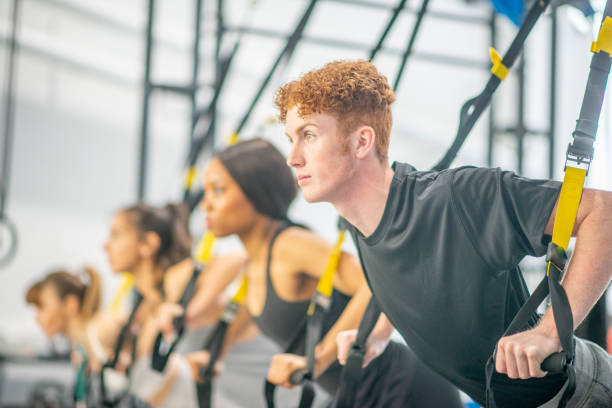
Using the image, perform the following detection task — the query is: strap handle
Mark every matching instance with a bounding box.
[151,264,203,372]
[196,277,247,408]
[266,226,345,408]
[334,298,381,408]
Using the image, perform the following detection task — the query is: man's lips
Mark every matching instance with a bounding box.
[296,175,311,186]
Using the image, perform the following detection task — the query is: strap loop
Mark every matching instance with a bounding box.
[489,47,509,80]
[590,16,612,55]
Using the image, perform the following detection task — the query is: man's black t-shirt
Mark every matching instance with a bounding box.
[347,163,567,407]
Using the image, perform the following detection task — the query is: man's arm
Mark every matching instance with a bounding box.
[496,188,612,379]
[336,313,394,367]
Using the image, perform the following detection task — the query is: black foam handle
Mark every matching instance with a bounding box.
[541,352,566,373]
[290,369,309,385]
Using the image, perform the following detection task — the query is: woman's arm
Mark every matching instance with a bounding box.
[185,251,247,328]
[311,253,371,376]
[188,304,255,381]
[272,228,371,377]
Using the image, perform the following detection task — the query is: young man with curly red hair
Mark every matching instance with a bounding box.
[275,60,612,407]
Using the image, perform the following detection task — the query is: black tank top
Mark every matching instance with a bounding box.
[250,223,350,394]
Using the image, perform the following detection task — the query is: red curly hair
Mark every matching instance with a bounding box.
[275,60,395,162]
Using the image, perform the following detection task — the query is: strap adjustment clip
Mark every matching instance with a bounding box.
[311,291,331,311]
[489,47,509,81]
[545,243,568,273]
[591,17,612,55]
[221,301,241,323]
[564,143,592,172]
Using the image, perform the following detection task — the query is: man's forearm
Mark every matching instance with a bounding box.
[314,285,371,376]
[539,203,612,337]
[371,312,394,340]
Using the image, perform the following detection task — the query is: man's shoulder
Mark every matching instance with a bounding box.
[391,162,490,191]
[392,162,498,181]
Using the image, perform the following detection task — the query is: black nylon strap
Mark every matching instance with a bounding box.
[264,321,307,408]
[433,0,551,171]
[196,319,230,408]
[264,302,329,408]
[334,298,381,408]
[485,277,549,407]
[484,244,575,408]
[151,264,203,372]
[100,292,143,407]
[297,303,328,408]
[548,266,576,407]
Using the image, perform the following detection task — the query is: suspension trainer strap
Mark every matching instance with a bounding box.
[100,292,144,407]
[151,264,203,372]
[265,227,345,408]
[151,231,215,372]
[485,8,612,408]
[196,276,248,408]
[433,0,552,171]
[334,299,381,408]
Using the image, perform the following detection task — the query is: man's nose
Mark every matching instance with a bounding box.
[287,143,304,168]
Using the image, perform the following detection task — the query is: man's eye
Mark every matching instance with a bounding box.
[213,187,225,195]
[305,132,315,141]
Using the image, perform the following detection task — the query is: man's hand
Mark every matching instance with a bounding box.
[495,327,561,379]
[156,303,184,341]
[187,351,224,383]
[266,354,307,388]
[336,328,390,368]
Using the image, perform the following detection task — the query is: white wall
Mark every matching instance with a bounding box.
[0,0,609,351]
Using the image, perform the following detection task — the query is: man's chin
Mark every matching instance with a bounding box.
[301,189,319,203]
[301,188,327,204]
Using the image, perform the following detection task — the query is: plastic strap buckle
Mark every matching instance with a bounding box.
[348,341,366,359]
[564,143,592,173]
[312,291,331,311]
[545,243,568,272]
[221,301,240,323]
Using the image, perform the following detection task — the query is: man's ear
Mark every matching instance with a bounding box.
[139,231,161,258]
[354,125,376,160]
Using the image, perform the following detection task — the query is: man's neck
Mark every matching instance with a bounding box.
[334,160,394,237]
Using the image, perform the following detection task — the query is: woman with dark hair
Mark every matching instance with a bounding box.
[186,138,463,407]
[91,202,199,407]
[103,201,250,408]
[26,266,102,406]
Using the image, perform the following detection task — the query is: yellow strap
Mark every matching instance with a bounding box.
[184,166,197,190]
[489,47,509,81]
[316,230,346,297]
[591,16,612,55]
[551,166,587,249]
[231,275,249,304]
[109,273,134,312]
[548,166,587,275]
[228,132,240,146]
[194,231,216,263]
